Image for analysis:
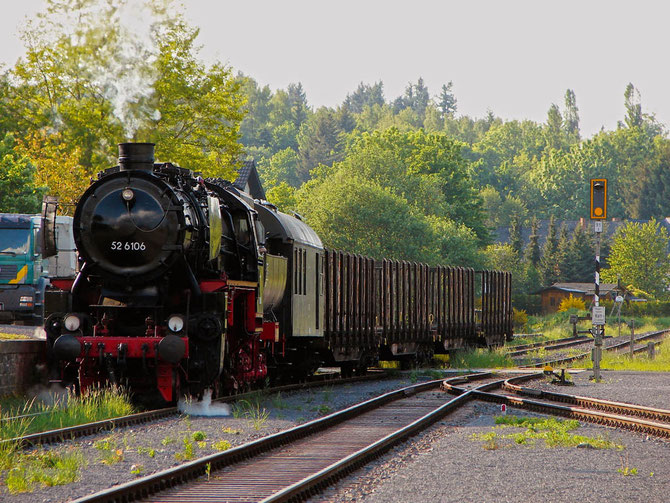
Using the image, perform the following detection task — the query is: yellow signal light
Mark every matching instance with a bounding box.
[590,179,607,220]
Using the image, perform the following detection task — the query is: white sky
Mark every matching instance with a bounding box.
[1,0,668,138]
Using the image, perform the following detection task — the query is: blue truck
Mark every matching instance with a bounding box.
[0,213,76,324]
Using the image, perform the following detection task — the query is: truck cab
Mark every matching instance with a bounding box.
[0,213,75,324]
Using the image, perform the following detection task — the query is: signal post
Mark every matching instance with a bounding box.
[590,179,607,381]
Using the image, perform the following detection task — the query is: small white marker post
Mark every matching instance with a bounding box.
[501,404,507,415]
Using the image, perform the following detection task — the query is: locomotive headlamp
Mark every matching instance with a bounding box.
[121,188,135,201]
[167,314,185,333]
[63,314,81,332]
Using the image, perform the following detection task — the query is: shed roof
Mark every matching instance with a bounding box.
[536,282,623,296]
[233,160,266,201]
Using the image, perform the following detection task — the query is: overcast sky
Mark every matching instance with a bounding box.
[1,0,668,138]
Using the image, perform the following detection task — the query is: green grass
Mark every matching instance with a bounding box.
[471,415,622,450]
[212,440,231,451]
[450,347,515,369]
[232,398,269,430]
[573,338,670,371]
[4,448,84,494]
[0,386,134,440]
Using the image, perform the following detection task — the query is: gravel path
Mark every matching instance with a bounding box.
[313,371,670,503]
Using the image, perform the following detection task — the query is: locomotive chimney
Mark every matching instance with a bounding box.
[118,142,155,171]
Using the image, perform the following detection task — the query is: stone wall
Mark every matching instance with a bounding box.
[0,340,46,396]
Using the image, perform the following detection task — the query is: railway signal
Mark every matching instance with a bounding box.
[590,179,607,219]
[589,178,607,381]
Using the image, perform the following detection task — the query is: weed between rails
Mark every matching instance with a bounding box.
[471,415,623,450]
[232,398,269,430]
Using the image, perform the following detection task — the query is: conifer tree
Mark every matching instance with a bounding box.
[509,217,523,256]
[563,89,580,142]
[524,217,541,266]
[565,223,595,282]
[540,216,559,285]
[556,224,571,281]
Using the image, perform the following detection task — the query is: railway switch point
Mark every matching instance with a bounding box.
[552,368,573,386]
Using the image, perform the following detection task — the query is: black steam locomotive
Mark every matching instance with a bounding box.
[45,143,512,403]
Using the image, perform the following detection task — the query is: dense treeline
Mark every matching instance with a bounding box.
[2,0,670,304]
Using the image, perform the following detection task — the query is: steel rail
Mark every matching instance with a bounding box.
[520,329,669,368]
[260,374,500,503]
[1,371,388,449]
[466,376,670,440]
[507,335,590,354]
[503,381,670,423]
[71,373,494,503]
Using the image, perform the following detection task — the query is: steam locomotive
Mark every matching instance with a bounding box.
[44,143,512,403]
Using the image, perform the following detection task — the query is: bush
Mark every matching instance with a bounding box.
[558,294,586,312]
[513,308,528,330]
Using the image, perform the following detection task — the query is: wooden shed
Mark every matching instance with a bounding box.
[536,282,627,313]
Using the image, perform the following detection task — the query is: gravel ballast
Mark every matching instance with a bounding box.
[2,370,669,502]
[314,370,670,503]
[1,375,418,502]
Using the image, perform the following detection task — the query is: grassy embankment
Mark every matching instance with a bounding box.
[450,310,670,371]
[0,386,135,494]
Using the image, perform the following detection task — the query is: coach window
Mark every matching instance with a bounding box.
[304,250,307,295]
[294,249,298,294]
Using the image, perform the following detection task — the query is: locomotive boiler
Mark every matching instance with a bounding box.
[45,142,513,403]
[46,143,313,402]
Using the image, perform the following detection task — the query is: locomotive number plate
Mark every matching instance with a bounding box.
[111,241,147,251]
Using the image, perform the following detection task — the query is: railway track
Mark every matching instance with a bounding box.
[30,370,668,503]
[447,375,670,440]
[518,329,669,368]
[1,371,387,449]
[507,335,591,357]
[71,372,510,503]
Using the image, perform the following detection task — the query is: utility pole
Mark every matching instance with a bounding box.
[590,179,607,382]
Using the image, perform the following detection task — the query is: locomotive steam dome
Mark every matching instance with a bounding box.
[73,143,186,285]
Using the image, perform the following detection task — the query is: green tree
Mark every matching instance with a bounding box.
[563,89,580,142]
[540,216,560,285]
[237,74,273,155]
[524,217,541,266]
[296,108,343,182]
[343,81,385,114]
[436,82,457,118]
[265,182,297,213]
[297,128,488,264]
[147,20,245,177]
[601,219,670,297]
[0,133,46,212]
[483,243,527,294]
[545,104,564,150]
[509,218,523,256]
[555,224,571,281]
[257,148,301,188]
[564,224,594,282]
[480,186,502,228]
[297,170,434,261]
[3,0,245,184]
[623,83,642,129]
